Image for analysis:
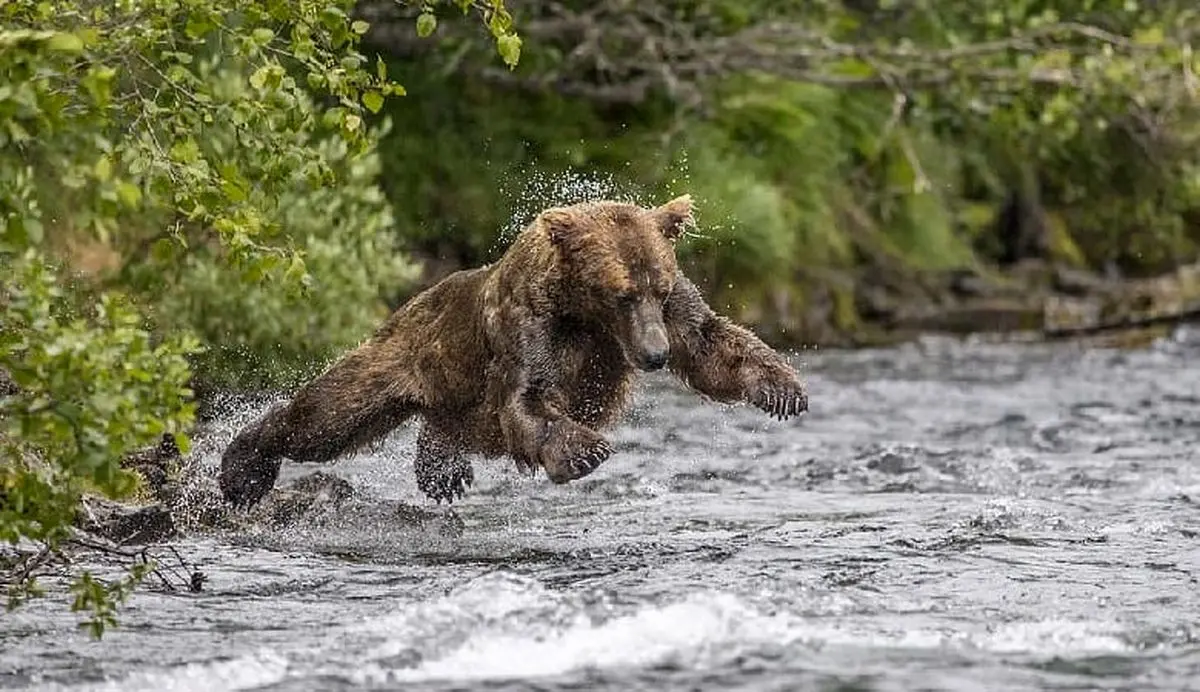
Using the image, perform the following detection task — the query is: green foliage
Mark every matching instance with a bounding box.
[1,252,199,545]
[1,0,516,636]
[153,121,421,390]
[839,0,1200,273]
[1,252,198,636]
[70,560,154,639]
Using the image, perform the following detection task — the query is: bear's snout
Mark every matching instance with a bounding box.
[631,319,670,372]
[637,347,669,371]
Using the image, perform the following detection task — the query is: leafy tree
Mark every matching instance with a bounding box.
[1,0,518,636]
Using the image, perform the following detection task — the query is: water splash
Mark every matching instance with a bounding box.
[488,146,699,256]
[490,167,642,255]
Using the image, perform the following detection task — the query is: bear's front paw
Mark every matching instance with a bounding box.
[416,456,475,504]
[747,366,808,421]
[219,437,281,509]
[538,420,613,484]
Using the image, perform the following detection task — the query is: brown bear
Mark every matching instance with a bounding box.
[219,194,808,508]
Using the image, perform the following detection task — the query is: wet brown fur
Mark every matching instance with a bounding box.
[219,195,808,508]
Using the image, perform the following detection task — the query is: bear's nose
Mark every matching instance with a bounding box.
[639,349,668,371]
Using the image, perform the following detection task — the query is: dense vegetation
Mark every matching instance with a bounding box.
[1,0,1196,634]
[1,0,516,636]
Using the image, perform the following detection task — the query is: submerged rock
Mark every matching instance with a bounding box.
[246,470,466,540]
[75,496,176,545]
[250,470,359,528]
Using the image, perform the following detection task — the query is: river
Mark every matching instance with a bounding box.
[3,329,1200,691]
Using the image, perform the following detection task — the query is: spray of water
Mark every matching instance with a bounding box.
[487,146,703,256]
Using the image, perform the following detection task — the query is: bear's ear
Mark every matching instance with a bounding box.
[540,207,578,246]
[654,194,694,241]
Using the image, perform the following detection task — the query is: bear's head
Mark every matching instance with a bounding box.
[538,195,694,372]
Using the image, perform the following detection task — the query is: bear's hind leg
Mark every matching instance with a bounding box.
[220,349,422,508]
[664,274,808,420]
[414,422,474,503]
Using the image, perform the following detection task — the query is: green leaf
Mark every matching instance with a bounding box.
[24,218,44,245]
[221,179,247,203]
[829,58,874,79]
[283,253,307,284]
[94,155,113,182]
[81,65,117,107]
[416,13,437,38]
[362,91,384,114]
[184,14,215,40]
[168,138,200,164]
[251,27,275,45]
[351,20,370,35]
[46,32,84,52]
[249,66,269,89]
[116,182,142,209]
[174,432,192,456]
[320,5,347,32]
[150,238,176,263]
[497,34,522,68]
[1133,26,1164,46]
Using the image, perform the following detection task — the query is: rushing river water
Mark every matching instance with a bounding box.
[4,329,1200,691]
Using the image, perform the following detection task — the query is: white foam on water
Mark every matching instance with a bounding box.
[40,573,1136,690]
[339,575,1135,685]
[355,590,798,685]
[343,572,567,660]
[801,618,1128,657]
[980,619,1128,654]
[48,650,290,692]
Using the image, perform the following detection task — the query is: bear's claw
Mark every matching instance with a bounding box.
[539,420,613,485]
[752,381,808,421]
[565,439,613,480]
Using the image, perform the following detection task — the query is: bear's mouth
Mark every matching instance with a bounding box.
[622,344,669,372]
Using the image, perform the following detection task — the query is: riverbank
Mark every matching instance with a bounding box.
[760,259,1200,350]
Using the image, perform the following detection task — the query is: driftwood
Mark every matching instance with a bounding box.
[1043,262,1200,337]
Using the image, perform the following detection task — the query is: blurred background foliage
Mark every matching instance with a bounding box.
[363,0,1200,338]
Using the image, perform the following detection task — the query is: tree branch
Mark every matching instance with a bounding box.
[357,0,1194,107]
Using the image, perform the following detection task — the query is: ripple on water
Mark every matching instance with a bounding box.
[4,331,1200,691]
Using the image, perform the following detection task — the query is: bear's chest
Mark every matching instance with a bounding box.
[550,330,634,427]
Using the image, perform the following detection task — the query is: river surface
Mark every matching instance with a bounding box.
[3,329,1200,691]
